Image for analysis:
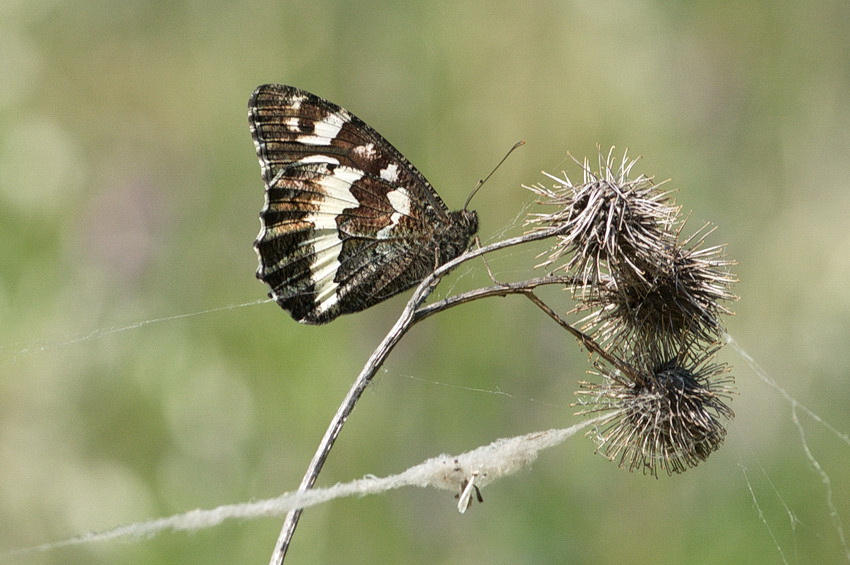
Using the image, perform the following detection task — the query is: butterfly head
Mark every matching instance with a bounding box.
[443,209,479,257]
[457,209,479,241]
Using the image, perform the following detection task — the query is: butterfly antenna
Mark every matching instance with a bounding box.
[464,140,525,210]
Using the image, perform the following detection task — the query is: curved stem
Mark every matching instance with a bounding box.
[522,292,640,382]
[269,224,572,563]
[269,289,421,564]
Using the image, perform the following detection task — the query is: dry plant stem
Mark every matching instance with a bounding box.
[414,275,578,321]
[269,297,416,565]
[523,292,642,384]
[270,224,570,564]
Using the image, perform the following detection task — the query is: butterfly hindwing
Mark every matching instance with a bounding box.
[249,84,478,324]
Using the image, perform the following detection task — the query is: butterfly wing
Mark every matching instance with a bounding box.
[248,84,478,324]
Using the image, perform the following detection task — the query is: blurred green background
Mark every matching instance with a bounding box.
[2,1,849,563]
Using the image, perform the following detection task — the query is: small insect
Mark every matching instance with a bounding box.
[456,471,484,513]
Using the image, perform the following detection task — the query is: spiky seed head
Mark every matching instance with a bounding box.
[575,345,735,477]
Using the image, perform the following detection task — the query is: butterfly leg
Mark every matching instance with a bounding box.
[472,235,506,287]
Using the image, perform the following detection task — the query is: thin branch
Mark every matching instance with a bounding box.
[522,292,642,384]
[413,275,578,321]
[270,224,570,564]
[269,291,418,565]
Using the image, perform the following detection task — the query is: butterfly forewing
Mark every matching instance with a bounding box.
[249,84,478,324]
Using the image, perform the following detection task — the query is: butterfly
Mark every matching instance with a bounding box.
[248,84,479,324]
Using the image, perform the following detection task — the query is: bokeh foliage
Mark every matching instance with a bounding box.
[2,1,849,563]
